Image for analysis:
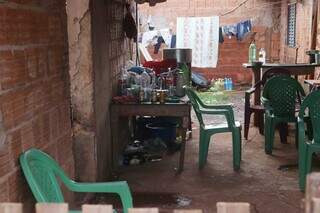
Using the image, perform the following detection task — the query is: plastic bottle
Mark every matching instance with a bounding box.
[224,78,228,90]
[141,70,151,88]
[258,48,266,63]
[229,78,233,90]
[139,88,144,102]
[248,40,257,63]
[119,68,128,96]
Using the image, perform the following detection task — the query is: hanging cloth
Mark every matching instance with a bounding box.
[236,19,252,41]
[123,3,137,41]
[176,16,220,68]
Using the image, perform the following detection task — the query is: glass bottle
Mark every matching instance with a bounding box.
[249,40,257,63]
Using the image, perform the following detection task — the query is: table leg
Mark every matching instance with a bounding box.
[188,107,192,139]
[252,65,262,126]
[177,116,189,173]
[178,128,187,173]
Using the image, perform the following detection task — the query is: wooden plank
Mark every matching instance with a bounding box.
[217,202,250,213]
[128,208,159,213]
[174,210,202,213]
[305,173,320,213]
[312,198,320,213]
[0,203,22,213]
[36,203,68,213]
[82,205,113,213]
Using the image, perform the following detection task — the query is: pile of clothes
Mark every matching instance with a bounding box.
[140,29,176,54]
[219,19,252,43]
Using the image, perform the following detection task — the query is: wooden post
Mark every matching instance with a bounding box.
[36,203,68,213]
[174,210,202,213]
[128,208,159,213]
[82,205,113,213]
[0,203,22,213]
[305,173,320,213]
[217,202,250,213]
[312,198,320,213]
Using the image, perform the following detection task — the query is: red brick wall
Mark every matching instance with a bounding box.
[139,0,282,84]
[0,0,74,207]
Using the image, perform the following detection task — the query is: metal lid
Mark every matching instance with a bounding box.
[163,48,192,63]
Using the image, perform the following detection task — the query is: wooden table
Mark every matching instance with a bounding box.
[304,79,320,91]
[243,63,318,126]
[110,102,191,174]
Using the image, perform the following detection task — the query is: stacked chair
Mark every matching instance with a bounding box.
[244,68,291,140]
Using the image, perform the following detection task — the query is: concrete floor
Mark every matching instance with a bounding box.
[104,91,306,212]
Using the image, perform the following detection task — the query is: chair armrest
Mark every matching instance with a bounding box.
[199,109,230,115]
[199,109,236,128]
[261,97,272,113]
[200,103,234,113]
[67,181,133,213]
[245,87,256,95]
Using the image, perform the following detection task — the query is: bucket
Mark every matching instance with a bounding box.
[146,122,177,145]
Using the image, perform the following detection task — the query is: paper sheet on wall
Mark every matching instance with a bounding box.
[176,16,219,68]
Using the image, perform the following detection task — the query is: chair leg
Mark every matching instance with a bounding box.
[300,149,313,191]
[306,118,313,140]
[199,131,210,169]
[278,123,288,144]
[295,122,299,149]
[306,149,313,174]
[258,111,264,135]
[244,108,252,140]
[265,116,275,155]
[240,130,242,161]
[203,135,211,165]
[232,128,241,171]
[299,145,308,191]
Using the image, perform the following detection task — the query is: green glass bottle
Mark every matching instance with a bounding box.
[249,40,257,63]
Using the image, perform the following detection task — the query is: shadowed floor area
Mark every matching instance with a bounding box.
[99,90,306,213]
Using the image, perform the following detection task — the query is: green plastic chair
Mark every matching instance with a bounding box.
[261,76,306,154]
[185,87,242,170]
[298,90,320,191]
[20,149,133,213]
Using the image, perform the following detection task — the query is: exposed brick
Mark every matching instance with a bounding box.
[21,122,35,151]
[0,0,73,205]
[0,50,27,90]
[8,169,29,202]
[7,129,22,167]
[0,144,11,179]
[0,179,9,202]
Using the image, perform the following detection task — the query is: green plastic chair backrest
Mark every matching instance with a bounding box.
[261,67,290,86]
[262,76,305,117]
[19,149,72,203]
[299,90,320,142]
[185,87,204,126]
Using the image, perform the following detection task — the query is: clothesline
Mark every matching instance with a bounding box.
[220,0,290,17]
